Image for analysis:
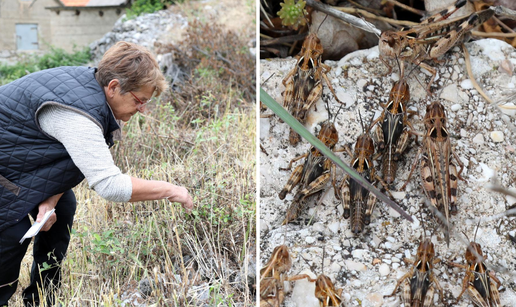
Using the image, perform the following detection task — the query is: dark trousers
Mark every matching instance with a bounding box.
[0,190,76,307]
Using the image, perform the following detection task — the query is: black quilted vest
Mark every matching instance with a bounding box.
[0,66,120,232]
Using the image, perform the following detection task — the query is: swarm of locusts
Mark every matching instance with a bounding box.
[261,0,513,306]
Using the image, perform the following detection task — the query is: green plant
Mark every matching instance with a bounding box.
[0,46,91,85]
[277,0,308,30]
[125,0,175,19]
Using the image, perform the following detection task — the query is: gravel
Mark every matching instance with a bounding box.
[260,38,516,307]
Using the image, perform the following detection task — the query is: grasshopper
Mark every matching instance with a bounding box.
[402,100,464,245]
[448,228,502,307]
[282,32,342,146]
[389,238,444,306]
[279,120,340,225]
[379,0,495,90]
[260,245,312,307]
[314,274,344,307]
[339,113,391,235]
[372,78,415,187]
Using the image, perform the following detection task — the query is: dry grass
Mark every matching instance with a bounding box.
[12,19,256,307]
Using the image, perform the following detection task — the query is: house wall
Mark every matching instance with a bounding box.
[49,8,124,52]
[0,0,53,52]
[0,0,124,54]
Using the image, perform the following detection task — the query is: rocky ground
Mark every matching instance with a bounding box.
[260,38,516,307]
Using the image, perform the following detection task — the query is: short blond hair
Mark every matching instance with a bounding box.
[96,41,168,96]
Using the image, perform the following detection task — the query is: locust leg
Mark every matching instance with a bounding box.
[393,129,410,161]
[430,274,444,304]
[489,275,502,307]
[321,63,345,106]
[448,161,459,215]
[452,149,466,181]
[467,284,490,307]
[280,153,308,171]
[289,81,323,146]
[422,285,435,307]
[279,164,304,200]
[282,200,304,225]
[364,186,377,225]
[340,175,351,219]
[293,171,331,203]
[282,70,296,110]
[374,123,386,153]
[399,146,422,191]
[388,271,411,297]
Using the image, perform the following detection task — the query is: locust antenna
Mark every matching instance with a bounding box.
[358,110,365,134]
[333,104,344,124]
[418,209,427,240]
[316,14,330,34]
[474,218,481,242]
[322,246,326,274]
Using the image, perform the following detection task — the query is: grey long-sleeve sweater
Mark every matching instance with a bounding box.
[38,104,133,202]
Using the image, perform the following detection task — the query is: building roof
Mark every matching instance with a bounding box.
[60,0,89,5]
[57,0,127,7]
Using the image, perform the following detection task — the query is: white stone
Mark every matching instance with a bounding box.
[352,249,368,259]
[472,133,484,145]
[345,260,367,271]
[440,84,461,104]
[450,104,462,111]
[460,79,474,90]
[328,221,340,234]
[291,270,319,307]
[379,263,390,276]
[336,89,355,108]
[312,222,326,233]
[366,293,384,307]
[490,131,504,142]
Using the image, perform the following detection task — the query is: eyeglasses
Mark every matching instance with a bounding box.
[130,91,151,111]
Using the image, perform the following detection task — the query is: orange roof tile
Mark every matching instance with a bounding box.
[60,0,90,6]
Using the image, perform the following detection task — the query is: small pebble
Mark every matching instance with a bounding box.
[472,133,484,145]
[460,79,474,89]
[345,260,367,271]
[366,293,384,307]
[490,131,504,142]
[451,104,462,111]
[379,263,390,276]
[305,236,316,244]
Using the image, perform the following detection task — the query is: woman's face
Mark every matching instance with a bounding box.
[104,79,154,122]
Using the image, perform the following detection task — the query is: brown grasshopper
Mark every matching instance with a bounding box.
[279,120,340,225]
[339,113,391,235]
[260,245,312,307]
[448,229,502,306]
[402,100,465,245]
[372,78,415,187]
[389,238,444,306]
[282,32,342,146]
[379,0,495,90]
[314,274,344,307]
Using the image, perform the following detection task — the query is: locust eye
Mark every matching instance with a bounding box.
[387,36,395,47]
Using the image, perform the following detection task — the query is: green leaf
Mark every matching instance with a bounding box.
[259,87,413,223]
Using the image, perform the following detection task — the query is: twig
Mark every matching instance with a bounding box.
[335,6,419,27]
[385,0,425,16]
[494,16,515,33]
[305,0,381,35]
[462,43,494,104]
[260,33,308,46]
[471,30,516,38]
